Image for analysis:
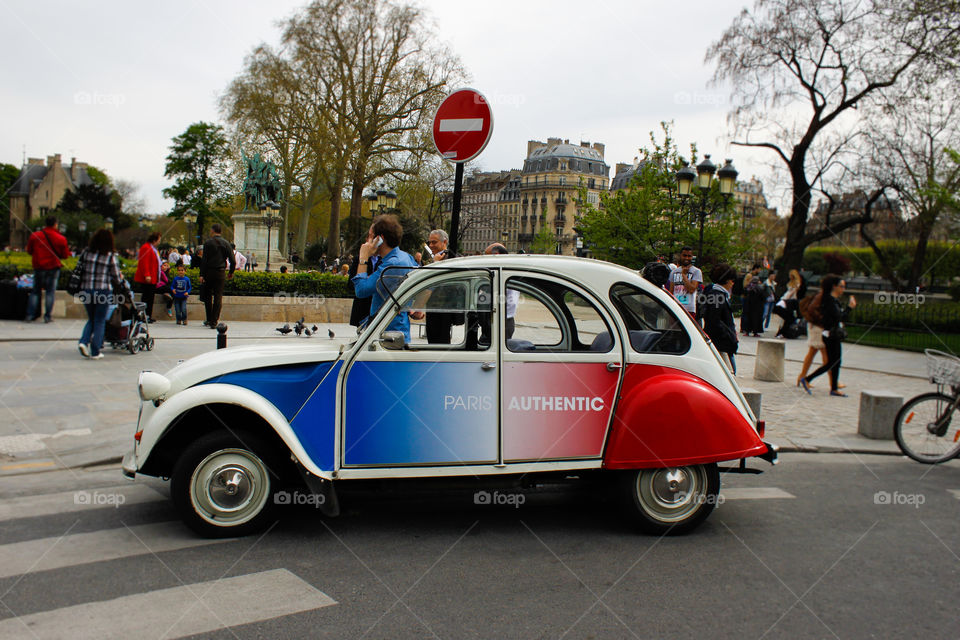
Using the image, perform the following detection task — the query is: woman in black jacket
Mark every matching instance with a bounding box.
[800,274,857,396]
[702,264,739,374]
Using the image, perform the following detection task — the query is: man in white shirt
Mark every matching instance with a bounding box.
[168,247,181,266]
[181,249,192,267]
[668,246,703,317]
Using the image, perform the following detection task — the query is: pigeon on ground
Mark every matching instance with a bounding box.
[304,328,312,337]
[294,324,304,336]
[328,328,335,339]
[311,325,318,332]
[276,324,292,335]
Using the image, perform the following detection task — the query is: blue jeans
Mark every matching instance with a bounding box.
[26,268,60,321]
[79,289,111,356]
[174,297,188,322]
[762,300,775,328]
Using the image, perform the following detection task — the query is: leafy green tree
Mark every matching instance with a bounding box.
[163,122,233,240]
[577,124,756,271]
[85,166,110,187]
[530,224,557,255]
[0,162,19,243]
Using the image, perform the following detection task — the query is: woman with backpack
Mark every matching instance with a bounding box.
[799,274,856,396]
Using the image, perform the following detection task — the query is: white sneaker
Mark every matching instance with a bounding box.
[78,343,90,358]
[90,353,104,360]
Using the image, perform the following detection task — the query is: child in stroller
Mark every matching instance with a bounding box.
[105,300,154,354]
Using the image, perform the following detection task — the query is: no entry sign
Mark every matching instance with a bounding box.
[432,88,493,164]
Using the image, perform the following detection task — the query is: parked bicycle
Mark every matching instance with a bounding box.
[894,349,960,464]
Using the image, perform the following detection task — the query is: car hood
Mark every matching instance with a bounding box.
[157,342,342,395]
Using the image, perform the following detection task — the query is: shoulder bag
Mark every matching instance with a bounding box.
[66,250,86,295]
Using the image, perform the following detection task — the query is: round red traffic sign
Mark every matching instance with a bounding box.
[432,88,493,163]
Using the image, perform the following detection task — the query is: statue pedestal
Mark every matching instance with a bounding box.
[232,210,286,270]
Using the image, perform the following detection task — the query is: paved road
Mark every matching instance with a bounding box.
[0,454,958,638]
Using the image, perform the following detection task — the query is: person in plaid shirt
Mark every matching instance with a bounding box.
[76,228,133,359]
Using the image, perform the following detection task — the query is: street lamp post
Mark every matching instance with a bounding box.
[676,155,737,267]
[104,217,114,231]
[260,201,281,272]
[183,209,198,252]
[78,220,87,247]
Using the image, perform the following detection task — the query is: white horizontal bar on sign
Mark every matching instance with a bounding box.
[0,521,229,580]
[721,487,795,500]
[0,569,336,640]
[0,484,165,522]
[438,118,484,132]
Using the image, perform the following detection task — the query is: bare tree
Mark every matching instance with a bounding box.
[707,0,960,277]
[865,80,960,289]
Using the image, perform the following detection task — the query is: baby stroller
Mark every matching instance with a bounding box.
[105,301,154,354]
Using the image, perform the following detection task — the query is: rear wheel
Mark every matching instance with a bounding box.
[171,430,284,537]
[620,463,720,535]
[894,392,960,464]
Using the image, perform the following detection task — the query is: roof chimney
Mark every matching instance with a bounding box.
[593,142,606,158]
[46,154,62,167]
[580,141,590,148]
[526,140,546,157]
[546,137,562,147]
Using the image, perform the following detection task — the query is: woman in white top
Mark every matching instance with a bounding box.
[774,269,801,337]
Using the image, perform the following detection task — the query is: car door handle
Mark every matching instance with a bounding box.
[606,362,622,372]
[481,362,496,370]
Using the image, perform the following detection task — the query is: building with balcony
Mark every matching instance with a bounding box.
[454,170,521,255]
[7,154,96,248]
[518,138,609,255]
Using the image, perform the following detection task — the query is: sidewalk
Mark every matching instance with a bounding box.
[0,319,929,476]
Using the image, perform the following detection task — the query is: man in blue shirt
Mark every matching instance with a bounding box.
[352,215,419,340]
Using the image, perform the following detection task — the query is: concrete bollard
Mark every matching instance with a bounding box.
[753,339,785,382]
[740,388,762,418]
[857,390,903,439]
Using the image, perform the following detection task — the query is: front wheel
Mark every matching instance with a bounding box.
[620,463,720,535]
[171,430,282,537]
[894,392,960,464]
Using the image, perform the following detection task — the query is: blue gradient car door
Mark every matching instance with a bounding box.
[342,270,498,467]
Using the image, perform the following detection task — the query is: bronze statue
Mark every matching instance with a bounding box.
[242,150,283,210]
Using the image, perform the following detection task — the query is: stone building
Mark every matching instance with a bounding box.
[519,138,609,255]
[455,170,520,255]
[497,173,522,252]
[810,190,903,248]
[7,154,96,248]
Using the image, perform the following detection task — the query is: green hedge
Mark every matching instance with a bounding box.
[803,242,960,282]
[848,299,960,332]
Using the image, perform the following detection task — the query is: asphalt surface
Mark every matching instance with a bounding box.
[1,454,959,639]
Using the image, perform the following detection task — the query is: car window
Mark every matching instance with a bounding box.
[506,276,611,353]
[609,282,691,354]
[394,273,493,351]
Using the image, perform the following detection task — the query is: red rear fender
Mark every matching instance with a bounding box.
[604,364,766,469]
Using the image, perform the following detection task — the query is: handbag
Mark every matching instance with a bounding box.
[66,250,85,295]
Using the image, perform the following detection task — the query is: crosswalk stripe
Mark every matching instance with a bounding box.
[0,484,166,522]
[0,522,230,580]
[0,568,336,639]
[721,487,795,500]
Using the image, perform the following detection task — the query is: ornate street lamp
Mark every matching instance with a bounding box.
[183,209,198,249]
[261,200,281,272]
[676,155,737,267]
[376,186,397,212]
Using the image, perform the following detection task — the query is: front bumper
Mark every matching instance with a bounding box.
[121,449,137,480]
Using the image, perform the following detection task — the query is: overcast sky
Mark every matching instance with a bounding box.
[2,0,773,215]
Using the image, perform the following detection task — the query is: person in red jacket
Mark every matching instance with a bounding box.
[25,215,71,323]
[134,231,162,322]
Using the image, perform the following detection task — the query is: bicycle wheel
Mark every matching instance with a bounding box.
[894,392,960,464]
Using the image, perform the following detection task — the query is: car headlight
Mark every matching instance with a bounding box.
[138,371,170,402]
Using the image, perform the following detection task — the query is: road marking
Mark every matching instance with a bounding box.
[0,484,166,522]
[0,461,56,472]
[438,118,483,132]
[948,489,960,500]
[0,522,230,580]
[0,568,336,639]
[0,429,93,455]
[721,487,795,500]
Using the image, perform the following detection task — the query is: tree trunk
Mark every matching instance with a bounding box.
[347,163,366,254]
[297,170,321,258]
[327,186,342,260]
[779,165,812,284]
[908,214,937,291]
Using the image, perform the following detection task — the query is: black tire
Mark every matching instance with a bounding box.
[128,338,139,354]
[171,430,285,538]
[620,463,720,535]
[146,337,155,351]
[894,392,960,464]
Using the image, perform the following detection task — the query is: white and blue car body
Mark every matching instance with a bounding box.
[124,255,776,537]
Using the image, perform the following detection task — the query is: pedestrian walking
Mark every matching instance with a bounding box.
[701,264,739,374]
[762,270,777,329]
[800,275,857,397]
[134,232,161,323]
[741,271,766,336]
[76,229,132,360]
[25,215,70,323]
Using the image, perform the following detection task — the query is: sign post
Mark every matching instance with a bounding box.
[431,88,493,256]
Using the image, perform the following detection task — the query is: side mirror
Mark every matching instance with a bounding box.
[379,331,406,350]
